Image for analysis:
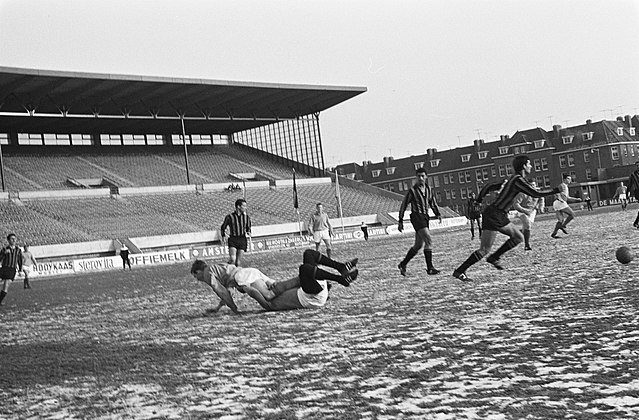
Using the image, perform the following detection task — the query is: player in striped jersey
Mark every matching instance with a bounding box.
[397,167,442,276]
[220,199,252,267]
[0,233,23,306]
[452,156,560,282]
[628,161,639,228]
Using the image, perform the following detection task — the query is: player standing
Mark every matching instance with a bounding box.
[220,198,252,267]
[397,167,442,277]
[452,156,560,282]
[0,234,23,306]
[466,192,482,240]
[308,203,334,258]
[613,182,628,211]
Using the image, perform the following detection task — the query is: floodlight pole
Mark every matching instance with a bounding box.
[180,114,191,185]
[0,143,5,192]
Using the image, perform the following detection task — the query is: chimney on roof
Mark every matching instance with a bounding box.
[586,119,592,126]
[625,115,632,127]
[383,156,393,166]
[426,148,437,158]
[473,139,484,150]
[617,116,624,122]
[553,124,562,137]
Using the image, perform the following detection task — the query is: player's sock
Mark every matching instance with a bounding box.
[326,248,332,258]
[313,267,342,282]
[523,229,531,248]
[0,290,6,305]
[400,248,418,267]
[551,221,562,236]
[424,249,435,270]
[455,250,484,274]
[488,238,518,261]
[563,214,574,227]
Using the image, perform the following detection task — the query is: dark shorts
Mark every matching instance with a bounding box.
[0,266,17,281]
[482,205,510,231]
[227,236,248,252]
[410,212,430,231]
[468,211,481,220]
[299,264,322,294]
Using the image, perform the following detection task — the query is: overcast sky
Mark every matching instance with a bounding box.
[1,0,638,167]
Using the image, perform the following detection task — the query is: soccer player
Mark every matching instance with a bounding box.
[220,198,252,267]
[513,179,544,251]
[550,174,581,238]
[0,233,23,306]
[190,249,358,313]
[613,182,628,211]
[308,203,334,257]
[466,192,482,240]
[21,244,37,289]
[627,161,639,228]
[452,156,560,282]
[397,167,442,276]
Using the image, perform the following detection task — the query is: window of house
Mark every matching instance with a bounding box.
[414,162,424,170]
[514,147,520,155]
[430,159,440,167]
[491,167,496,177]
[631,127,636,136]
[443,175,449,185]
[567,153,575,167]
[461,154,471,162]
[585,168,592,180]
[476,169,482,181]
[617,127,624,136]
[388,183,395,192]
[534,140,544,148]
[498,165,506,177]
[541,158,548,171]
[559,155,567,168]
[433,176,440,187]
[582,132,593,141]
[435,191,442,202]
[461,189,467,199]
[562,135,574,144]
[371,170,381,178]
[534,159,541,171]
[506,164,513,176]
[458,172,465,183]
[448,173,455,184]
[386,167,396,175]
[465,171,471,183]
[451,189,456,199]
[482,168,489,180]
[445,190,451,200]
[583,151,590,163]
[570,171,576,180]
[499,146,509,155]
[623,145,628,158]
[543,175,551,187]
[611,146,619,160]
[536,176,543,186]
[478,151,488,159]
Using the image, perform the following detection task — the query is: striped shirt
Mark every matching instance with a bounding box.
[220,211,251,238]
[399,183,440,222]
[477,175,559,212]
[628,169,639,200]
[2,245,23,270]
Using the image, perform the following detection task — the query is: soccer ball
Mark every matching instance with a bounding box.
[615,246,634,265]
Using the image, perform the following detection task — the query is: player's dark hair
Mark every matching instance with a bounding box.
[512,155,529,173]
[190,259,208,274]
[234,198,246,208]
[416,167,427,175]
[6,233,16,241]
[562,173,570,180]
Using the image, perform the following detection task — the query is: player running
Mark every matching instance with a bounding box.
[452,155,561,282]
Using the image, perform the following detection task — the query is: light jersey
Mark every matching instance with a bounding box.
[296,280,329,308]
[556,182,569,202]
[309,212,331,232]
[22,251,36,266]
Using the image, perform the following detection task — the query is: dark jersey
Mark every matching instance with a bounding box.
[221,211,252,238]
[467,198,482,218]
[477,174,559,212]
[399,183,440,222]
[2,245,22,270]
[628,169,639,201]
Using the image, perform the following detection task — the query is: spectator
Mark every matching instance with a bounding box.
[120,243,132,271]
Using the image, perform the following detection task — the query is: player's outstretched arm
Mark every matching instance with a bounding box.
[210,281,239,314]
[242,285,273,311]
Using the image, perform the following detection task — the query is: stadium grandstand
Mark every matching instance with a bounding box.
[0,67,461,269]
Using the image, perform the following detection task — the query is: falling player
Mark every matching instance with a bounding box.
[452,155,560,282]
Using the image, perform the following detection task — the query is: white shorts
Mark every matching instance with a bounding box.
[234,267,273,287]
[619,194,627,201]
[297,280,329,309]
[519,209,537,226]
[23,266,34,277]
[313,230,331,243]
[553,200,569,211]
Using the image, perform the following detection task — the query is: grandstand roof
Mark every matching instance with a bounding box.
[0,66,366,134]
